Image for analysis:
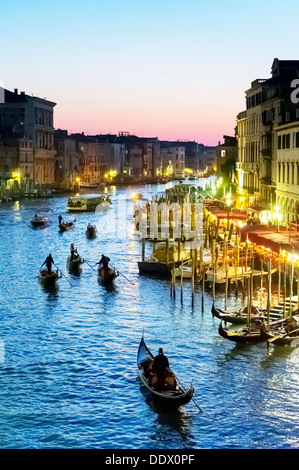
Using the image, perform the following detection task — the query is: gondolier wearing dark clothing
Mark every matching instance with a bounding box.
[97,254,110,273]
[70,243,78,261]
[58,215,63,225]
[42,254,54,274]
[152,348,169,390]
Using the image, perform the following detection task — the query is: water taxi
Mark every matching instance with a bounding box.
[67,194,111,212]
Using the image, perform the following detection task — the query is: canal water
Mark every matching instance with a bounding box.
[0,181,298,449]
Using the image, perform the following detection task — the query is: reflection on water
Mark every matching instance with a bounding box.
[0,181,299,449]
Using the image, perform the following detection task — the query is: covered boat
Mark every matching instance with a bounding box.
[138,241,191,277]
[137,335,194,407]
[39,269,61,286]
[97,266,119,284]
[67,194,111,212]
[86,224,97,239]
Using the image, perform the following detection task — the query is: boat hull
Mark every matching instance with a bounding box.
[137,336,194,407]
[98,267,118,284]
[39,269,60,286]
[218,321,266,343]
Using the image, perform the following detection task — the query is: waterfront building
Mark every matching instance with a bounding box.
[159,142,185,178]
[216,135,237,181]
[275,121,299,225]
[54,130,80,189]
[236,58,299,214]
[0,87,56,186]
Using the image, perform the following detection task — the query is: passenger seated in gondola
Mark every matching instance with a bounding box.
[42,254,54,274]
[151,348,169,390]
[96,254,110,274]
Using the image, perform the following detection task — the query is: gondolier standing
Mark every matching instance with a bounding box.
[152,348,169,390]
[58,215,63,225]
[97,254,110,274]
[42,254,55,274]
[70,243,78,261]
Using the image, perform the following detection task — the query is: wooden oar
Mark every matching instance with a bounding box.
[268,327,299,343]
[110,263,134,285]
[54,263,73,287]
[84,259,96,271]
[173,372,202,412]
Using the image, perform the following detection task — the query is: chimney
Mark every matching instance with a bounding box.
[20,91,25,96]
[14,88,18,94]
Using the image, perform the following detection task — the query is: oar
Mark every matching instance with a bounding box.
[84,259,96,271]
[110,263,135,285]
[54,263,73,287]
[268,327,299,343]
[173,372,202,412]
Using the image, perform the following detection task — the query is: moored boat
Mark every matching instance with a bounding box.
[137,335,194,407]
[261,315,299,346]
[218,319,266,343]
[212,302,262,325]
[138,241,191,277]
[67,194,111,212]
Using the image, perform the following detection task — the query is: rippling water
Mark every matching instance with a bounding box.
[0,181,299,449]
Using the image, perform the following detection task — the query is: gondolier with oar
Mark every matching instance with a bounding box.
[70,243,78,261]
[152,348,169,390]
[41,254,55,274]
[96,254,110,274]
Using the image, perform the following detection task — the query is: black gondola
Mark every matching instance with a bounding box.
[261,315,299,346]
[218,320,266,343]
[212,302,262,325]
[31,215,48,227]
[97,266,119,284]
[59,220,75,233]
[67,254,84,270]
[137,335,194,407]
[39,269,61,286]
[86,225,97,239]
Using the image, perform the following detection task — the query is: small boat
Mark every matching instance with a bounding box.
[218,319,266,343]
[137,335,194,407]
[261,315,299,346]
[39,269,61,286]
[86,225,97,239]
[138,241,191,277]
[67,254,84,270]
[59,220,75,232]
[67,194,111,212]
[31,215,48,227]
[97,266,119,284]
[212,302,262,325]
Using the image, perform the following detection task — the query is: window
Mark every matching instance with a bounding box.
[221,150,226,158]
[296,132,299,148]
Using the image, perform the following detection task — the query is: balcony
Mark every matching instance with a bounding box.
[261,148,272,159]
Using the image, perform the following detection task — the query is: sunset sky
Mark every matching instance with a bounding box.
[1,0,299,145]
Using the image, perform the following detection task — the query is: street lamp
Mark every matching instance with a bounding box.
[226,194,232,231]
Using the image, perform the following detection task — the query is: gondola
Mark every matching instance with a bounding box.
[67,254,84,270]
[86,225,97,239]
[218,319,267,343]
[212,302,262,325]
[59,220,75,233]
[97,266,119,284]
[31,215,48,227]
[39,269,61,286]
[137,335,194,407]
[261,315,299,346]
